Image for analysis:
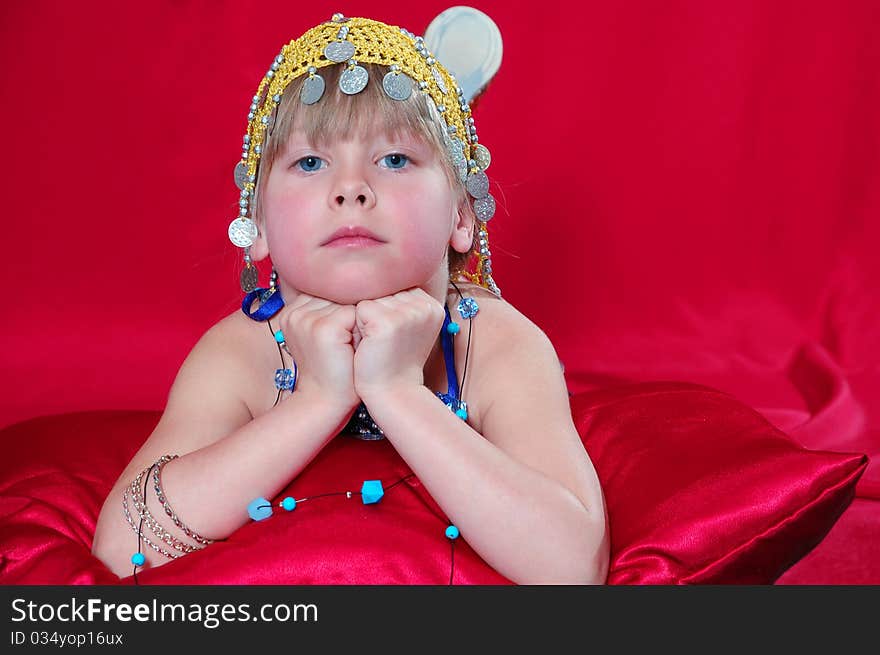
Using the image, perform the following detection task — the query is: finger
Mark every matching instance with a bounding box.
[355,299,386,325]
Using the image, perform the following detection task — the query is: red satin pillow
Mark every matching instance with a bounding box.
[571,381,867,584]
[0,382,866,584]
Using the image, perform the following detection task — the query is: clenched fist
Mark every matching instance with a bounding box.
[275,293,360,413]
[353,288,446,399]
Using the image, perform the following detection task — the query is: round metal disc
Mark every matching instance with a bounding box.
[382,71,412,100]
[431,66,448,94]
[228,218,259,248]
[323,40,355,63]
[240,265,259,293]
[339,65,369,95]
[473,193,496,222]
[300,74,325,105]
[447,138,467,183]
[234,161,249,190]
[473,143,491,171]
[466,170,489,199]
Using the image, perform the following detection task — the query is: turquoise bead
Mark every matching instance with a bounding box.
[361,480,384,504]
[247,497,273,521]
[446,321,460,335]
[281,497,296,511]
[131,552,146,567]
[445,525,459,540]
[274,329,285,343]
[455,408,468,420]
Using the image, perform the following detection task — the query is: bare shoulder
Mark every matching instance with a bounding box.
[170,311,259,400]
[108,310,270,491]
[451,284,563,426]
[456,283,560,370]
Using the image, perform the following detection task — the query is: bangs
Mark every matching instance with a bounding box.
[264,63,448,165]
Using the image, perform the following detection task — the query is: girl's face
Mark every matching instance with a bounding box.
[257,126,471,304]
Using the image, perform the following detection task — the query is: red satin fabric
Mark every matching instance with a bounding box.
[0,384,865,585]
[1,1,877,581]
[570,383,866,584]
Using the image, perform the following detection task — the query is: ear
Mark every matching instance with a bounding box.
[249,219,270,261]
[449,200,476,254]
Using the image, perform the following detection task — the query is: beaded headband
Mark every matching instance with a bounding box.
[227,12,501,297]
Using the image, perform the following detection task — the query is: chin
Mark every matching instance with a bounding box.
[301,277,414,305]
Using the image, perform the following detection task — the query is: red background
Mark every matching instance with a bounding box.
[2,0,877,510]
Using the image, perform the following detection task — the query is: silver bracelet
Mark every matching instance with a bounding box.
[122,482,181,560]
[127,467,201,556]
[151,454,214,546]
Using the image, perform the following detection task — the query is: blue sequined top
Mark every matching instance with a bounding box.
[344,304,465,440]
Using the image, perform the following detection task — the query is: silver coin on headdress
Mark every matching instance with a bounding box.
[382,71,413,100]
[228,218,259,248]
[473,143,491,171]
[240,265,259,293]
[473,194,496,222]
[234,161,249,190]
[324,40,356,63]
[339,65,369,95]
[431,66,448,94]
[447,138,467,183]
[300,73,326,105]
[466,170,489,199]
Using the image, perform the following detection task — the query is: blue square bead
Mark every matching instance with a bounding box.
[361,480,384,504]
[247,497,273,521]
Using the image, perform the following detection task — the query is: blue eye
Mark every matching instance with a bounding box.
[382,153,409,169]
[297,156,324,172]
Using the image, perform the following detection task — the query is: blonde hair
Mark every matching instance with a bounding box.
[253,63,475,276]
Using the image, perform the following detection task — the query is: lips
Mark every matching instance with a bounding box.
[321,225,385,246]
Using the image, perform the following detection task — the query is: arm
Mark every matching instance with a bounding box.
[359,302,609,585]
[91,317,354,577]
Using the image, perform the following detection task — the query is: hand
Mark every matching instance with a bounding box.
[353,288,446,400]
[275,294,360,413]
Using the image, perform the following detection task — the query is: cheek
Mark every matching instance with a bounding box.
[262,180,312,236]
[393,182,457,253]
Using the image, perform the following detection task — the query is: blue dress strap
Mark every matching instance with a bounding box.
[439,304,459,403]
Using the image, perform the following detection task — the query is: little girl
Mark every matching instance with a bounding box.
[92,12,609,584]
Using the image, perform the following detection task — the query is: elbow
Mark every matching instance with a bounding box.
[565,485,611,584]
[576,512,611,585]
[519,502,610,585]
[92,487,160,579]
[584,535,610,585]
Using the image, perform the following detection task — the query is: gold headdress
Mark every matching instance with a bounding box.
[227,12,501,297]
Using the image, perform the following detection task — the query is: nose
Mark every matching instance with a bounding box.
[330,167,376,210]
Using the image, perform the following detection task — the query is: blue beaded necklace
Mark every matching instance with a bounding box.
[247,473,462,584]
